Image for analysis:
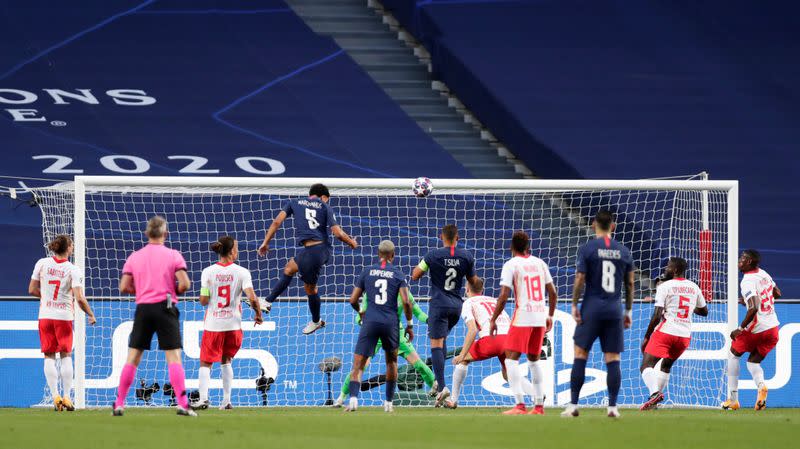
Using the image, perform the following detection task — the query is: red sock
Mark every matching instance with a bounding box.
[168,363,189,409]
[115,363,137,408]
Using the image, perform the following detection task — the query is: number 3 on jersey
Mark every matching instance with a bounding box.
[374,279,388,305]
[601,260,616,293]
[305,208,319,229]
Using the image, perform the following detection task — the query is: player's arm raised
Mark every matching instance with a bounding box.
[490,286,511,336]
[258,210,288,256]
[73,285,96,325]
[331,224,358,249]
[571,272,585,324]
[399,286,414,342]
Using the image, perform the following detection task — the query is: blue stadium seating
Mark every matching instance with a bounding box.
[380,0,800,296]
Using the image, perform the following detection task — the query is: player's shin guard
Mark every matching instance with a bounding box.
[451,364,468,403]
[44,358,59,399]
[606,361,621,407]
[413,359,436,388]
[349,380,361,398]
[60,356,73,401]
[431,347,446,392]
[570,358,587,405]
[307,293,321,323]
[528,360,544,405]
[198,366,211,402]
[656,371,670,393]
[641,367,659,395]
[747,362,765,387]
[386,380,396,403]
[504,359,525,405]
[115,363,137,408]
[168,363,189,409]
[266,273,293,302]
[221,363,233,405]
[727,352,741,401]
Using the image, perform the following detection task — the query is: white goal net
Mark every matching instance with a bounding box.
[32,177,737,408]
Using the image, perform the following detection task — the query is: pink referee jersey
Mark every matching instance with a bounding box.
[122,243,187,304]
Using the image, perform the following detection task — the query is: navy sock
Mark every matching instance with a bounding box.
[431,347,446,392]
[570,358,587,405]
[267,273,293,302]
[606,361,621,407]
[349,380,360,399]
[307,293,321,323]
[385,380,396,402]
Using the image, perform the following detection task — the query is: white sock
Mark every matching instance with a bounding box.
[59,356,74,401]
[44,358,59,398]
[504,359,525,405]
[656,371,670,392]
[221,363,234,405]
[349,396,358,409]
[528,360,544,405]
[451,364,468,403]
[727,352,741,401]
[520,376,535,398]
[641,367,658,395]
[198,366,211,402]
[747,362,765,388]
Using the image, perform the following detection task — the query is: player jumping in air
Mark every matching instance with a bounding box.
[113,216,194,417]
[258,183,357,335]
[411,224,481,407]
[334,290,436,407]
[639,257,708,410]
[490,231,557,415]
[29,234,96,411]
[722,249,781,411]
[193,236,264,411]
[345,240,414,412]
[562,210,634,419]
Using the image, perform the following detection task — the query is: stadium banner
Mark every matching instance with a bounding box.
[1,301,798,408]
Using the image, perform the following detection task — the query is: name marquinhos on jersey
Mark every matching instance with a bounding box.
[297,199,323,209]
[369,269,395,278]
[597,249,622,259]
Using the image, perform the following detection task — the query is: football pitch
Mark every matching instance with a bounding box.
[2,407,798,449]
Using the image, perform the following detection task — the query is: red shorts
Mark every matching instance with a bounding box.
[731,327,779,357]
[200,330,243,363]
[645,330,690,359]
[38,319,73,353]
[504,325,546,355]
[468,334,507,363]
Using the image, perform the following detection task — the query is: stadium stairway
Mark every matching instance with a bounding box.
[285,0,529,179]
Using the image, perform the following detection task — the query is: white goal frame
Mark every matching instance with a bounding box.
[69,176,739,408]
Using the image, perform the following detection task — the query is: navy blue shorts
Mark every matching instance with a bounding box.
[354,321,399,357]
[573,317,624,353]
[294,244,329,285]
[428,306,461,339]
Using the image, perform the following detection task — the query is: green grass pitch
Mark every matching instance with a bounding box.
[2,407,798,449]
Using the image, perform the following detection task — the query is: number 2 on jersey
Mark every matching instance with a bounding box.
[374,279,388,305]
[305,208,320,230]
[601,260,616,293]
[444,268,457,291]
[217,285,231,308]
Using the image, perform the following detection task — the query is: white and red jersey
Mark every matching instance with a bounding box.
[201,262,254,332]
[653,278,706,338]
[499,255,553,327]
[460,295,511,338]
[740,268,779,334]
[31,257,83,321]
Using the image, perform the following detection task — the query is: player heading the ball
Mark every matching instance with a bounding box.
[345,240,414,413]
[722,249,782,411]
[639,257,708,411]
[411,224,481,407]
[562,210,634,419]
[258,183,357,335]
[29,234,96,412]
[490,230,557,415]
[193,236,264,411]
[113,216,194,417]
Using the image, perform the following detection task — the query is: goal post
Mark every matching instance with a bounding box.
[33,176,738,409]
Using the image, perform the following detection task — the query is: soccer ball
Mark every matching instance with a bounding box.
[412,177,433,197]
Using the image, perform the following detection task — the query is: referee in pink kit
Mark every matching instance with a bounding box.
[113,216,195,416]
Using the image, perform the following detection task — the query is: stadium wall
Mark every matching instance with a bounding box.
[1,301,798,408]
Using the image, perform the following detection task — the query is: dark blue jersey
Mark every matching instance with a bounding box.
[282,197,337,246]
[576,236,633,319]
[421,245,476,309]
[357,260,407,326]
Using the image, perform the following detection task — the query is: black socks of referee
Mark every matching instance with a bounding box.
[267,273,293,302]
[606,360,621,407]
[308,293,321,323]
